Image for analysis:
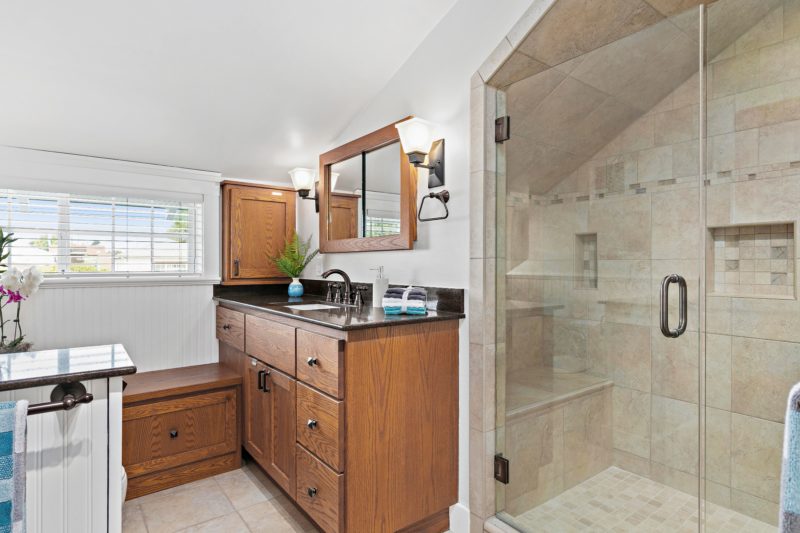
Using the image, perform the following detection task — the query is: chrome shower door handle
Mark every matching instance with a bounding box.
[660,274,687,338]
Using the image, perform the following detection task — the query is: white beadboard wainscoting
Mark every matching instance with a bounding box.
[20,283,217,372]
[0,377,124,533]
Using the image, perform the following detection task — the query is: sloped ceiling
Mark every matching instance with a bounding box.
[0,0,456,179]
[492,0,781,194]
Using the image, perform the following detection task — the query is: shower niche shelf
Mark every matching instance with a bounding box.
[708,223,796,299]
[574,233,597,289]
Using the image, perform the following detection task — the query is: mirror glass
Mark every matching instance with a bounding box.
[327,141,402,240]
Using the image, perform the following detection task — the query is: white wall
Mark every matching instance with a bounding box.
[1,147,222,372]
[296,0,533,527]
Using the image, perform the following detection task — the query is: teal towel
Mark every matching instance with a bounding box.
[782,384,800,531]
[0,400,27,533]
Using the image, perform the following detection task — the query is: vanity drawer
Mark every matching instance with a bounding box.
[296,382,344,472]
[296,330,343,399]
[123,388,239,479]
[296,444,344,533]
[246,315,296,376]
[216,306,245,351]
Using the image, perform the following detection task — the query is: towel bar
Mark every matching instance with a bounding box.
[27,382,93,416]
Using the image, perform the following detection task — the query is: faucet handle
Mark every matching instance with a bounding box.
[325,283,334,302]
[354,285,369,308]
[333,283,342,304]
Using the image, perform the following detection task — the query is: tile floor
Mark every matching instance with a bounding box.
[500,467,776,533]
[122,460,319,532]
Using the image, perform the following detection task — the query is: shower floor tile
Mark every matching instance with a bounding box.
[501,467,775,533]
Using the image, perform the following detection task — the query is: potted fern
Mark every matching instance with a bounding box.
[272,232,319,297]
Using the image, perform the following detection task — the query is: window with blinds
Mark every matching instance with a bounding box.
[364,214,401,237]
[0,190,203,277]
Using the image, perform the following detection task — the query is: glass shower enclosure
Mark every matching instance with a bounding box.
[494,0,795,530]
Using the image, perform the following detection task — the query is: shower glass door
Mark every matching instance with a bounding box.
[702,0,795,530]
[494,6,705,531]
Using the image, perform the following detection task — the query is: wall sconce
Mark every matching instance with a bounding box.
[396,117,449,221]
[395,117,445,188]
[288,168,340,213]
[289,167,320,212]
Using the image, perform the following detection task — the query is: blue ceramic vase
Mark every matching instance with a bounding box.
[288,278,304,297]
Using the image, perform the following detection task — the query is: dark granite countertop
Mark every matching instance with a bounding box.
[214,292,465,331]
[0,344,137,391]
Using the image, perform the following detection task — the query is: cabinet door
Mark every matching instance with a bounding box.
[243,358,270,463]
[228,185,295,280]
[329,194,359,240]
[265,367,296,495]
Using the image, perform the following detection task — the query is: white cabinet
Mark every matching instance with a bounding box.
[0,376,124,533]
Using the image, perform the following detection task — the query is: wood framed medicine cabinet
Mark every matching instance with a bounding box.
[318,118,418,253]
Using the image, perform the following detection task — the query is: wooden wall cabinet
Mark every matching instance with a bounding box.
[222,181,296,284]
[217,304,458,533]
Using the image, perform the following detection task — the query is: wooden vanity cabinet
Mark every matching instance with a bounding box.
[243,356,297,496]
[221,181,296,284]
[216,305,458,533]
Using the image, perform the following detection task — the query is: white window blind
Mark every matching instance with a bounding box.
[0,189,203,277]
[364,213,401,237]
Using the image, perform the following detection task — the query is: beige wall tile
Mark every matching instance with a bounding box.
[650,462,699,496]
[731,413,783,503]
[651,186,701,259]
[589,322,651,391]
[504,407,564,515]
[758,119,800,165]
[709,50,759,98]
[490,51,549,89]
[706,333,732,410]
[732,335,800,422]
[651,395,699,475]
[706,480,732,508]
[612,449,651,477]
[638,145,674,180]
[708,95,736,135]
[563,389,613,488]
[706,407,732,486]
[787,0,800,40]
[672,139,700,177]
[731,296,800,343]
[654,104,699,145]
[734,128,759,168]
[590,194,651,260]
[651,329,699,403]
[470,428,497,519]
[731,489,780,526]
[612,386,651,458]
[734,3,783,54]
[732,176,800,225]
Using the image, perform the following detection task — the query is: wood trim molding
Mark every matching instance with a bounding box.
[318,117,418,253]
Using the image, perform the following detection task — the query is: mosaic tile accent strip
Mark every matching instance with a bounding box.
[575,233,598,289]
[712,224,795,298]
[501,467,774,533]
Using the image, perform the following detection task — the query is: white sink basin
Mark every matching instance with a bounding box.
[284,303,339,311]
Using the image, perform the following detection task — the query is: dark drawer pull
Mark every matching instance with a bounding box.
[169,429,179,439]
[307,419,318,429]
[222,324,231,330]
[263,369,271,393]
[307,487,317,498]
[307,357,318,367]
[257,369,265,391]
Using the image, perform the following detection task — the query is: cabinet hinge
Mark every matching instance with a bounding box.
[494,454,509,484]
[495,116,511,143]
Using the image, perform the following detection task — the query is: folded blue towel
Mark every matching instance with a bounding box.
[383,286,427,315]
[0,400,27,533]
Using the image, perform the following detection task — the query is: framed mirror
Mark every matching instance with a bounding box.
[318,118,418,253]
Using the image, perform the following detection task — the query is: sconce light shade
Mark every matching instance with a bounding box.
[395,118,436,161]
[289,167,315,197]
[330,172,340,192]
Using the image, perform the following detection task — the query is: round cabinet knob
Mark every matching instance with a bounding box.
[307,357,318,367]
[307,487,317,498]
[307,419,318,429]
[169,429,179,439]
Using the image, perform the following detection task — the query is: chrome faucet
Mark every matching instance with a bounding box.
[322,269,352,305]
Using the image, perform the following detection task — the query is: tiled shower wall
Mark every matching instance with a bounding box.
[499,1,800,526]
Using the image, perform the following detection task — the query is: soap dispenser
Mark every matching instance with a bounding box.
[370,266,389,308]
